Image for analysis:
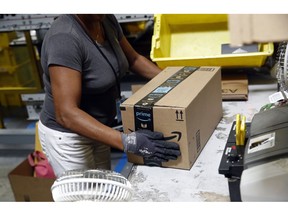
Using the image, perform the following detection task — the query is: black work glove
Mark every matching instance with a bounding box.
[121,129,181,162]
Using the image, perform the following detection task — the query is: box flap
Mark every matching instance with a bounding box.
[9,156,33,177]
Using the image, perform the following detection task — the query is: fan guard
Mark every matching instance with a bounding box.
[51,169,133,202]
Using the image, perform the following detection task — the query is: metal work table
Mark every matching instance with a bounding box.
[127,71,278,202]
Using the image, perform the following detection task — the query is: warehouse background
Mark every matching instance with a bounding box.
[1,12,288,207]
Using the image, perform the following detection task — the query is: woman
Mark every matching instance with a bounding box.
[38,14,181,177]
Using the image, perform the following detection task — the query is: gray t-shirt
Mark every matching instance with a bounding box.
[40,14,129,132]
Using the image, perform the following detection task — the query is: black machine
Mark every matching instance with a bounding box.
[218,121,250,201]
[219,105,288,201]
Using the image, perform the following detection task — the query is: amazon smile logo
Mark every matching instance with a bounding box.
[163,131,182,141]
[128,129,182,142]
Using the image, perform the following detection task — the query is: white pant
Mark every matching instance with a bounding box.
[38,120,111,177]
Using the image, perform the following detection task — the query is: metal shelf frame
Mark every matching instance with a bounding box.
[0,14,153,32]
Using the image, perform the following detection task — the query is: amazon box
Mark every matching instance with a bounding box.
[120,66,223,170]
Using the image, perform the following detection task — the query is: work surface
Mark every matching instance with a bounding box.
[127,71,278,202]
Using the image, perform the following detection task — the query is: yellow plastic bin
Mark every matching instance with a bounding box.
[0,32,18,47]
[150,14,274,69]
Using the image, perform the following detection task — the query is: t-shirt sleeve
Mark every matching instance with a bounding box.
[107,14,124,41]
[45,33,83,72]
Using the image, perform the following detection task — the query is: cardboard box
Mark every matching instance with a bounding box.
[120,66,223,170]
[131,84,144,94]
[229,14,288,45]
[221,73,248,101]
[8,158,55,201]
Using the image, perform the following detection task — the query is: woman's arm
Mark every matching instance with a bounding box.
[119,36,162,79]
[49,65,124,150]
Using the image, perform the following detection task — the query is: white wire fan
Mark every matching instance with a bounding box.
[51,169,133,202]
[271,41,288,91]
